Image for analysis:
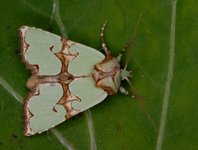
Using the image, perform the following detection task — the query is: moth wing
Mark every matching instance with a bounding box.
[24,77,107,136]
[65,42,108,112]
[24,83,66,136]
[69,77,108,113]
[20,26,108,135]
[67,42,105,76]
[19,26,63,75]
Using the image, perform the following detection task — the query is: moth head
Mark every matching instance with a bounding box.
[93,15,142,96]
[92,14,157,132]
[121,69,132,81]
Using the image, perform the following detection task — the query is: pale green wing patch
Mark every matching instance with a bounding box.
[68,42,105,76]
[69,77,108,111]
[25,83,66,135]
[20,26,62,75]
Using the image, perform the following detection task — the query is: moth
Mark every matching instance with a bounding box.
[19,19,141,136]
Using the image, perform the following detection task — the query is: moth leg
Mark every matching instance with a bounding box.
[100,20,111,55]
[119,86,129,95]
[116,54,122,62]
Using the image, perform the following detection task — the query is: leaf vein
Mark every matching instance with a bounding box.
[52,1,97,149]
[85,110,97,150]
[21,1,49,18]
[52,0,67,37]
[156,0,177,150]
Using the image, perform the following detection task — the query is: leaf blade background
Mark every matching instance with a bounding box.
[0,0,197,150]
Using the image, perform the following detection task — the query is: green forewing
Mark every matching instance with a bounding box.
[24,27,62,75]
[28,83,66,134]
[70,77,108,111]
[68,43,105,76]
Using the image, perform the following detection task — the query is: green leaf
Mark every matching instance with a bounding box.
[0,0,197,150]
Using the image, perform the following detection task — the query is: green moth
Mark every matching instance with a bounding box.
[19,21,138,136]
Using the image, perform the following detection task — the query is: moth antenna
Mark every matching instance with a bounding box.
[124,77,157,131]
[123,14,142,70]
[117,53,122,62]
[138,98,158,132]
[100,20,111,56]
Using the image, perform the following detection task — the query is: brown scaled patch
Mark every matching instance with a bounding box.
[57,82,80,119]
[96,79,116,95]
[52,107,57,113]
[50,38,80,119]
[23,86,37,136]
[92,55,120,95]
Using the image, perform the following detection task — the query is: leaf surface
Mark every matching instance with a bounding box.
[0,0,197,150]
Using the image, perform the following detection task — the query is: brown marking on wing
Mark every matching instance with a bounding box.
[96,78,116,95]
[49,45,54,51]
[57,82,80,119]
[52,107,58,113]
[23,86,38,136]
[50,38,80,118]
[19,26,39,76]
[55,52,78,74]
[19,26,30,53]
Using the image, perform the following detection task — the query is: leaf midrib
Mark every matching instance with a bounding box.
[156,0,177,150]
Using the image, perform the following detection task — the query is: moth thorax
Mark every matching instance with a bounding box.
[26,76,61,89]
[92,56,121,95]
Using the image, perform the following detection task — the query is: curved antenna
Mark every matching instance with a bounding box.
[100,20,111,56]
[124,14,142,70]
[124,77,157,131]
